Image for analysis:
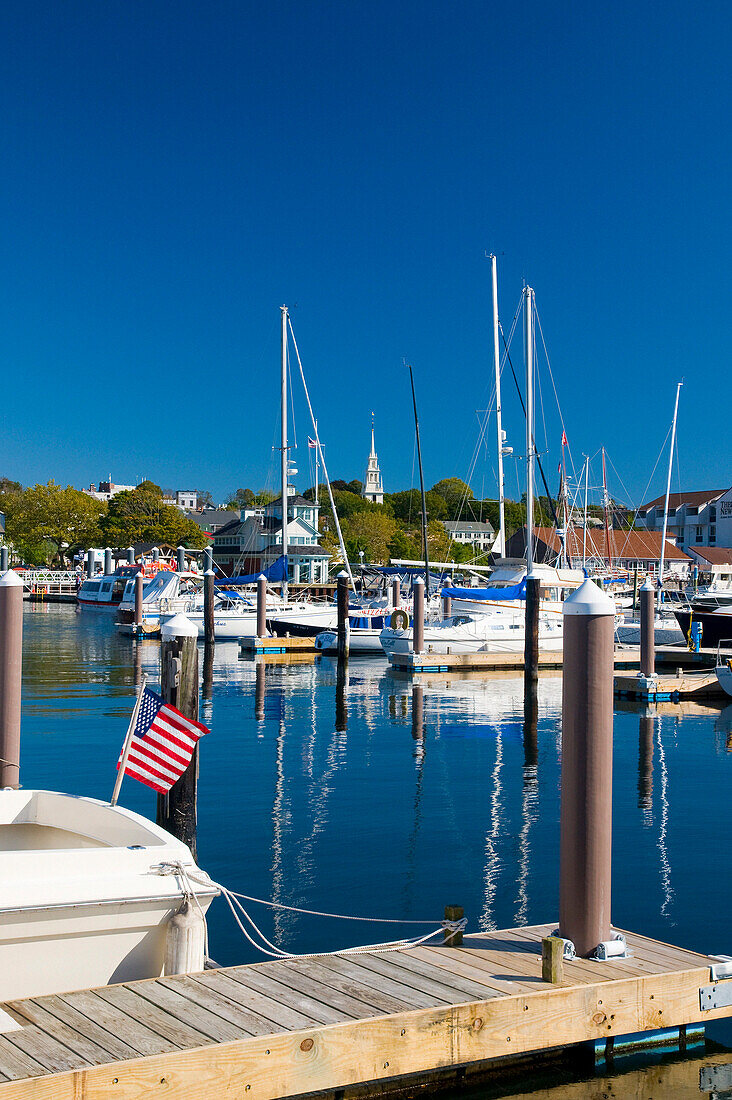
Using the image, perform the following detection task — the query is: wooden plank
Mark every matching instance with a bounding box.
[310,955,444,1009]
[2,963,727,1100]
[190,970,316,1031]
[130,981,249,1043]
[157,976,282,1037]
[0,1038,46,1083]
[93,986,215,1050]
[219,966,352,1025]
[2,1026,88,1074]
[288,958,414,1016]
[15,996,138,1062]
[253,961,391,1019]
[60,990,178,1057]
[337,952,476,1005]
[374,948,507,1001]
[409,947,538,995]
[6,1000,122,1065]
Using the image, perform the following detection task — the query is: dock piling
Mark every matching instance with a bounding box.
[337,570,349,662]
[391,577,400,609]
[413,576,425,654]
[443,905,464,946]
[0,570,23,788]
[86,550,94,578]
[158,614,200,860]
[127,546,135,564]
[256,574,267,640]
[524,575,540,685]
[442,593,452,621]
[203,547,215,649]
[0,546,8,572]
[638,713,654,810]
[255,659,265,720]
[104,547,113,576]
[411,683,424,742]
[335,663,348,732]
[640,577,656,678]
[134,571,144,628]
[559,578,615,958]
[177,545,186,572]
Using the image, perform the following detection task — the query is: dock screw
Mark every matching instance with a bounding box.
[400,1029,405,1036]
[384,1062,389,1068]
[112,1079,118,1085]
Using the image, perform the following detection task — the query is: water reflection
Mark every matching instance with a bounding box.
[638,713,654,815]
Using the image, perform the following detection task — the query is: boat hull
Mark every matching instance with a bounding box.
[674,609,732,648]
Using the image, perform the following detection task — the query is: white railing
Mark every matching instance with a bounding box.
[20,570,79,589]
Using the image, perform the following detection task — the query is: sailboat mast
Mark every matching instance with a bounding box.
[280,305,289,603]
[602,447,612,572]
[658,381,683,603]
[524,286,535,578]
[490,254,506,557]
[408,364,431,597]
[314,419,319,509]
[582,455,589,572]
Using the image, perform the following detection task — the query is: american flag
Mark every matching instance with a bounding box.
[308,436,317,448]
[117,687,208,794]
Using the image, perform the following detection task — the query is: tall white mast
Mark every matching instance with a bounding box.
[490,254,506,557]
[280,305,289,603]
[524,286,535,578]
[658,381,683,604]
[314,418,319,509]
[582,455,589,572]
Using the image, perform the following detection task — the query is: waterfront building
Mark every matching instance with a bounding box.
[506,526,692,578]
[362,417,384,505]
[213,489,330,583]
[443,519,496,553]
[636,487,732,549]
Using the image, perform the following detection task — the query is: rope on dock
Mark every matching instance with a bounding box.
[154,861,466,961]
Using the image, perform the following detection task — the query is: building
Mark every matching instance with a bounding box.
[443,520,496,553]
[212,489,330,583]
[186,508,240,536]
[505,526,692,577]
[362,418,384,505]
[84,479,136,502]
[636,488,732,549]
[686,546,732,585]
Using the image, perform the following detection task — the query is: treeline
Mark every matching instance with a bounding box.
[0,480,208,566]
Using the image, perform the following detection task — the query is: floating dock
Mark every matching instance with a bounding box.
[613,670,725,702]
[1,923,730,1098]
[239,636,318,656]
[389,650,642,674]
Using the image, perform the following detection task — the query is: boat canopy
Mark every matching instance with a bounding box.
[214,555,288,587]
[140,571,180,603]
[441,579,527,601]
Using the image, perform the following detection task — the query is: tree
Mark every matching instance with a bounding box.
[3,482,105,565]
[430,478,473,519]
[100,488,208,549]
[136,480,163,497]
[197,490,215,509]
[342,511,397,563]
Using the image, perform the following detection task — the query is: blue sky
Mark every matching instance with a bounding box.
[1,1,729,508]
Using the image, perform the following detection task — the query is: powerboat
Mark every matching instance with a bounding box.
[0,789,217,1001]
[674,605,732,648]
[117,570,204,634]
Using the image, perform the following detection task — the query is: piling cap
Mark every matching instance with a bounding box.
[640,577,656,591]
[563,578,615,617]
[414,576,425,587]
[258,574,267,581]
[337,570,349,578]
[0,569,24,588]
[160,613,199,639]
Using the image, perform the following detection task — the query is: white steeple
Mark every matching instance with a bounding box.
[362,413,384,505]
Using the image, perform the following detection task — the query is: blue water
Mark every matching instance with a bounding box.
[18,603,732,1077]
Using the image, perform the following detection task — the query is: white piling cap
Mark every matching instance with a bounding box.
[414,576,425,586]
[640,576,656,591]
[337,570,349,578]
[563,578,615,617]
[258,574,267,581]
[0,570,24,588]
[160,613,199,639]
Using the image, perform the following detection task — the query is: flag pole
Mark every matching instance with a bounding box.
[111,673,148,806]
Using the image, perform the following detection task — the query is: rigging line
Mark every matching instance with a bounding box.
[532,303,550,461]
[534,305,578,483]
[287,341,298,451]
[499,320,562,534]
[623,421,674,538]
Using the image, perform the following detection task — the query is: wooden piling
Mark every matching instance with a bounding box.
[524,575,540,685]
[0,570,23,788]
[0,546,9,572]
[337,570,349,663]
[443,904,464,946]
[413,576,425,654]
[639,577,655,677]
[177,545,186,572]
[157,615,200,860]
[256,574,267,639]
[126,546,135,565]
[541,936,564,984]
[391,576,400,609]
[134,571,144,628]
[559,579,615,958]
[203,547,215,649]
[442,594,452,620]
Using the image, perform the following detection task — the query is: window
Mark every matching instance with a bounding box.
[710,526,716,545]
[710,506,717,522]
[696,526,703,544]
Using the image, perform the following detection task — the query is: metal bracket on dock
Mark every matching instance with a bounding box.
[700,1064,732,1091]
[549,932,576,960]
[590,933,631,961]
[700,979,732,1011]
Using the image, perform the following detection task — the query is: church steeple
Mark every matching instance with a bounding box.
[362,413,384,504]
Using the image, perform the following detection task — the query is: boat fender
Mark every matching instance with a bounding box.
[164,900,206,976]
[390,608,409,630]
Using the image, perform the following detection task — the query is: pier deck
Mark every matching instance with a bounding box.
[1,924,729,1099]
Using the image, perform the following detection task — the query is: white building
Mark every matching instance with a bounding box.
[362,418,384,505]
[637,488,732,550]
[443,520,496,553]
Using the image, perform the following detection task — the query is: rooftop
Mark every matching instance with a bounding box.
[517,526,691,562]
[641,488,729,510]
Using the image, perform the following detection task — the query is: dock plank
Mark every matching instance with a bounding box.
[0,1038,46,1082]
[16,996,138,1062]
[370,947,508,1001]
[219,965,353,1025]
[190,970,318,1031]
[6,1000,122,1065]
[131,980,249,1043]
[310,954,445,1009]
[2,1026,88,1074]
[157,976,281,1037]
[253,960,394,1019]
[60,990,178,1057]
[288,958,414,1015]
[335,952,475,1005]
[93,985,216,1049]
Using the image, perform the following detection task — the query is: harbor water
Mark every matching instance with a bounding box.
[18,603,732,1095]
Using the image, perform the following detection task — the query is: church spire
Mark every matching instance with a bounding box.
[362,414,384,504]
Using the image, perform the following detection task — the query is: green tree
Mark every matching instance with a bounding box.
[430,477,473,518]
[136,480,163,497]
[3,481,105,565]
[342,511,397,563]
[100,488,208,549]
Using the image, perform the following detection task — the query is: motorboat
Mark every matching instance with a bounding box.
[674,605,732,648]
[117,570,203,634]
[78,556,181,610]
[614,612,685,647]
[315,608,408,654]
[380,606,565,656]
[0,789,217,1001]
[714,644,732,697]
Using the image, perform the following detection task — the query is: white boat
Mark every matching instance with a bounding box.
[614,613,685,647]
[0,789,217,1001]
[117,570,204,634]
[77,566,145,609]
[715,644,732,697]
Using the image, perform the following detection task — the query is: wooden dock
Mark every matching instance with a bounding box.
[389,650,642,674]
[613,670,726,701]
[239,636,318,656]
[1,924,730,1099]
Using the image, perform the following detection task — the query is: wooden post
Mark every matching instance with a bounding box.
[541,936,564,984]
[127,546,135,565]
[523,679,538,770]
[639,577,655,677]
[157,614,200,860]
[0,546,9,572]
[632,563,639,611]
[0,570,23,789]
[559,579,615,958]
[177,545,186,572]
[202,639,214,703]
[337,570,349,663]
[443,905,464,946]
[442,594,452,621]
[413,576,425,654]
[203,547,215,648]
[134,571,144,628]
[104,547,113,576]
[391,577,400,609]
[256,574,267,639]
[524,575,540,685]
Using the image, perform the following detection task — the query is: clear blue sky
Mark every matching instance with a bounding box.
[1,1,729,507]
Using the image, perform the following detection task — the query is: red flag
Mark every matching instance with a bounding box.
[308,437,317,449]
[561,430,568,447]
[117,687,208,794]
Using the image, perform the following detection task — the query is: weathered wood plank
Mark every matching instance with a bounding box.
[288,958,413,1016]
[2,1026,88,1074]
[409,947,538,994]
[253,961,390,1019]
[310,955,442,1009]
[190,970,316,1031]
[349,951,483,1005]
[157,977,279,1037]
[0,1039,46,1083]
[220,966,352,1025]
[17,997,138,1063]
[60,990,178,1057]
[130,981,249,1044]
[381,949,508,1001]
[6,1000,121,1065]
[93,986,215,1050]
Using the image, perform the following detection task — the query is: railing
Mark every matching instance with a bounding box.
[19,570,79,589]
